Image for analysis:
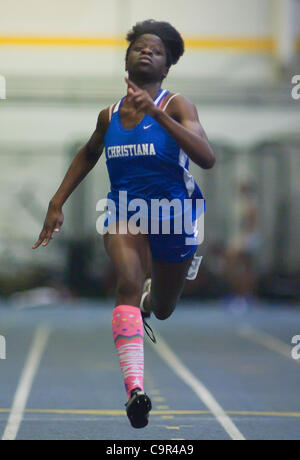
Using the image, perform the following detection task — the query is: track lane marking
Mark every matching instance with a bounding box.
[151,389,161,395]
[1,325,51,441]
[238,326,299,363]
[149,331,246,441]
[1,409,300,417]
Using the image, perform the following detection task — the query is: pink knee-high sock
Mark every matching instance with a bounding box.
[112,305,144,399]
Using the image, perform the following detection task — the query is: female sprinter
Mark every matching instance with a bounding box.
[33,20,215,429]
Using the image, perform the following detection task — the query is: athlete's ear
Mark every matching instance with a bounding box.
[162,66,170,80]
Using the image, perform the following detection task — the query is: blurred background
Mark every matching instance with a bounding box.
[0,0,299,308]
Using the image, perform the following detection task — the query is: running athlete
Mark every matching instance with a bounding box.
[32,20,215,429]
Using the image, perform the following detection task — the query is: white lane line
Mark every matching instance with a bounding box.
[2,325,51,441]
[149,331,246,441]
[238,326,299,363]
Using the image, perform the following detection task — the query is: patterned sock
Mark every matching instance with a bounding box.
[112,305,144,399]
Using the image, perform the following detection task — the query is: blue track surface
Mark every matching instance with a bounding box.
[0,300,299,440]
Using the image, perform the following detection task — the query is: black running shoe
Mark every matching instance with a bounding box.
[125,388,152,429]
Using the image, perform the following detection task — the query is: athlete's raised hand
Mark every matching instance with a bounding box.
[32,202,64,249]
[125,77,158,118]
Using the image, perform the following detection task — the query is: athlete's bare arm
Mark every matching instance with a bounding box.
[126,78,215,169]
[32,108,109,249]
[161,94,215,169]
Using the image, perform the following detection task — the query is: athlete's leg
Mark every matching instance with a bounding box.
[103,221,151,306]
[143,256,193,320]
[103,221,152,428]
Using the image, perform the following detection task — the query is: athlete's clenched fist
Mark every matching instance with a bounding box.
[125,77,159,118]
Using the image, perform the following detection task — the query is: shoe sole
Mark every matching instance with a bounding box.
[126,393,152,429]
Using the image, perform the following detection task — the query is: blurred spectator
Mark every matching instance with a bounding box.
[223,181,262,308]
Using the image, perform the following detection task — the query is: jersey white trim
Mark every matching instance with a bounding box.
[179,149,195,198]
[163,93,180,112]
[154,89,168,106]
[113,100,122,113]
[109,104,114,122]
[179,149,187,167]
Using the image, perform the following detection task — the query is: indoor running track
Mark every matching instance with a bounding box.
[0,299,299,440]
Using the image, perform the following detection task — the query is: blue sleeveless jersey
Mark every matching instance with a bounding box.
[104,89,205,224]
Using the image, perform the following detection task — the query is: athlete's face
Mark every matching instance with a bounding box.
[126,34,169,82]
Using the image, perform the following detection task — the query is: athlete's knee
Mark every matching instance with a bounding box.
[153,309,173,321]
[149,287,178,320]
[151,298,176,321]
